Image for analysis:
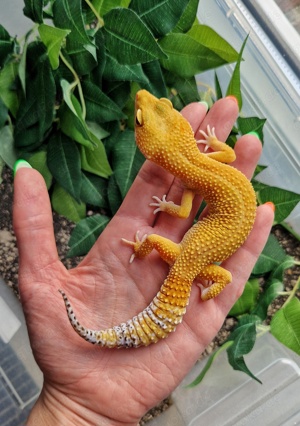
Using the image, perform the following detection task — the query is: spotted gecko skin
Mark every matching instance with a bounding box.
[59,90,257,348]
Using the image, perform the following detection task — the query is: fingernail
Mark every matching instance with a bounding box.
[264,201,275,212]
[198,101,209,112]
[14,159,32,176]
[246,131,261,140]
[226,95,239,104]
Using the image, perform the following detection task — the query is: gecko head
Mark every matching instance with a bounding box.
[134,89,193,164]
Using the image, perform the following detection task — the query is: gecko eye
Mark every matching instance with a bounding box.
[159,98,173,108]
[136,108,143,126]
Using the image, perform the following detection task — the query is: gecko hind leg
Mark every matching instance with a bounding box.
[196,264,232,300]
[122,232,181,266]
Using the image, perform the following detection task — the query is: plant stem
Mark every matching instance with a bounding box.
[59,52,86,120]
[282,276,300,308]
[84,0,104,29]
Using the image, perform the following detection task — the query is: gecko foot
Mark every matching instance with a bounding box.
[150,195,175,214]
[121,231,148,263]
[196,125,217,152]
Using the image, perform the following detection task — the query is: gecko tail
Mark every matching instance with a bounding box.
[59,289,186,348]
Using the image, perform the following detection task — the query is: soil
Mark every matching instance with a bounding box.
[0,166,299,424]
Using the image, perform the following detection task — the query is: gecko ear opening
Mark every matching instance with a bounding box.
[136,108,143,126]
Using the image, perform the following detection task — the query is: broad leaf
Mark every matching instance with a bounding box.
[0,125,18,168]
[80,136,112,179]
[107,174,123,215]
[173,0,199,34]
[271,298,300,355]
[0,25,14,67]
[188,23,239,63]
[82,80,126,123]
[47,132,82,201]
[227,317,261,383]
[102,53,149,84]
[257,186,300,224]
[23,0,44,23]
[38,24,71,69]
[141,61,167,98]
[68,214,110,257]
[80,172,109,208]
[252,278,284,321]
[226,35,248,109]
[111,129,145,198]
[103,8,167,65]
[237,116,266,143]
[0,98,8,129]
[52,183,86,223]
[0,60,19,117]
[18,40,28,94]
[229,279,260,317]
[159,33,233,78]
[130,0,190,37]
[252,234,286,275]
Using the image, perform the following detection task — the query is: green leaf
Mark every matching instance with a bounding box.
[111,129,145,198]
[253,164,268,180]
[0,60,19,117]
[0,125,18,168]
[141,61,167,98]
[80,136,112,179]
[159,33,233,78]
[102,53,149,84]
[80,172,108,208]
[24,148,53,189]
[237,116,266,144]
[82,80,127,123]
[93,0,129,17]
[165,72,200,109]
[23,0,44,23]
[0,25,14,67]
[257,186,300,224]
[271,298,300,355]
[188,23,239,63]
[252,278,284,321]
[47,132,82,201]
[214,72,223,99]
[227,317,261,383]
[38,24,71,70]
[173,0,199,34]
[14,43,56,149]
[18,40,28,94]
[103,8,167,65]
[252,234,286,275]
[130,0,190,37]
[52,183,86,223]
[229,279,260,317]
[107,174,123,215]
[0,97,8,129]
[186,341,233,387]
[226,35,248,109]
[68,214,110,257]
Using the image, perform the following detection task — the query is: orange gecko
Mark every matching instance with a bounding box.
[60,90,257,348]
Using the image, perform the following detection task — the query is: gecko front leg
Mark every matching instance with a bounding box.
[197,125,236,164]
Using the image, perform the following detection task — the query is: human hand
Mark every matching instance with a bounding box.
[13,96,274,426]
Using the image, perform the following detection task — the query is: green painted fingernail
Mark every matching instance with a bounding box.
[199,101,209,112]
[246,131,261,140]
[13,159,32,176]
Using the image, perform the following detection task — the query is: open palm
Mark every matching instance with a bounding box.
[13,97,274,426]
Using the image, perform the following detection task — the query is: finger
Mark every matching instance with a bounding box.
[197,96,239,141]
[13,162,59,278]
[232,134,262,179]
[216,203,275,313]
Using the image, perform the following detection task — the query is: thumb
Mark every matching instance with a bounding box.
[13,160,59,282]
